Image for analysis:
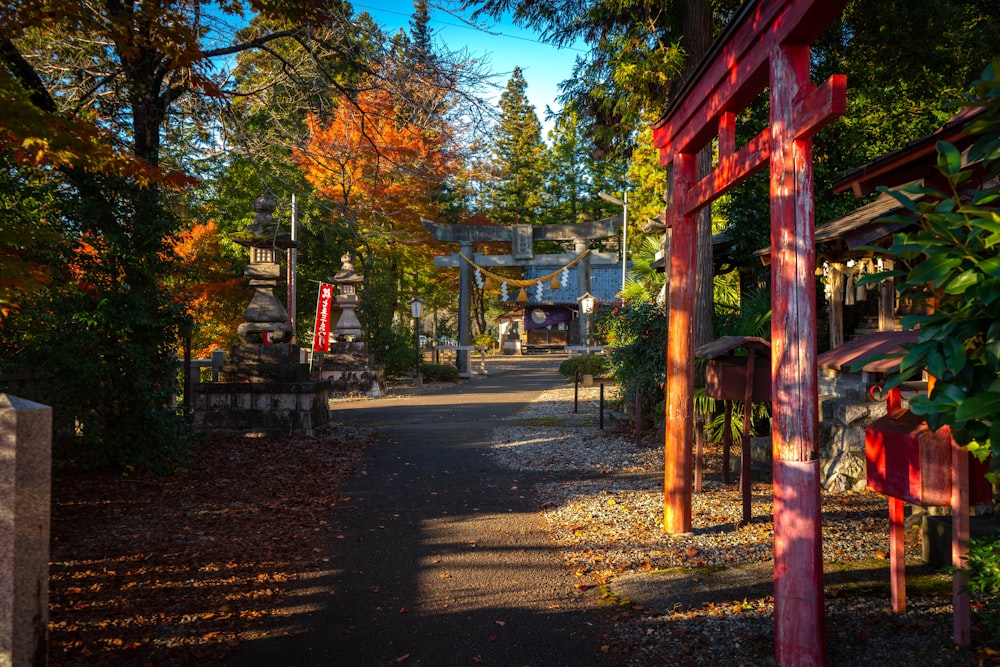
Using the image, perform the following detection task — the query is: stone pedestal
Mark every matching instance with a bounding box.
[193,344,331,435]
[192,380,331,435]
[1,394,51,667]
[318,342,385,397]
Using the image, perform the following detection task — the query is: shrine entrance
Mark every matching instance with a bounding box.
[651,1,849,664]
[422,217,621,373]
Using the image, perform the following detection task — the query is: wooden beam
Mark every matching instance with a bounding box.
[653,0,848,163]
[433,251,620,268]
[422,217,621,243]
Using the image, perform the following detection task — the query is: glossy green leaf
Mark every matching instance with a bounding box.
[955,391,1000,422]
[936,140,963,176]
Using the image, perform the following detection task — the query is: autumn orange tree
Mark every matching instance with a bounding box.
[293,81,460,368]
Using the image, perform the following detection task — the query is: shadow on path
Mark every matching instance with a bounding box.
[229,359,617,667]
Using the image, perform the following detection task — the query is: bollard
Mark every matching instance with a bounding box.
[635,393,643,447]
[573,370,579,413]
[599,383,604,430]
[695,418,705,493]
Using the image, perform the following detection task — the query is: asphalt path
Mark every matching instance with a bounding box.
[231,357,616,667]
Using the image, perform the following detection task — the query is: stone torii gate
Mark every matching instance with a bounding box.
[423,217,620,373]
[651,1,848,665]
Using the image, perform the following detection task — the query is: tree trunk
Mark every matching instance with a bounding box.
[681,0,716,351]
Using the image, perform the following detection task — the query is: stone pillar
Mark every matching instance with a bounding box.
[1,394,51,667]
[457,241,473,376]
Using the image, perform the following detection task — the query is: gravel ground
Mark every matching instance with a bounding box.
[491,381,1000,666]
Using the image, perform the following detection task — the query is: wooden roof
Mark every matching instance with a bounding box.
[695,335,770,359]
[754,188,921,264]
[832,107,984,198]
[816,330,917,373]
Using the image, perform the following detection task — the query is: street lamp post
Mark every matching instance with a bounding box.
[408,288,426,387]
[578,291,597,386]
[598,192,628,297]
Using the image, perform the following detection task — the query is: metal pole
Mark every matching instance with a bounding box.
[574,370,579,413]
[599,383,604,430]
[622,192,628,295]
[288,193,297,343]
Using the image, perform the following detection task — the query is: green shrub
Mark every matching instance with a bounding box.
[558,354,607,378]
[961,533,1000,640]
[421,363,460,382]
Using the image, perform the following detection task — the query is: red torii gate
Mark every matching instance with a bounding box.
[652,1,848,665]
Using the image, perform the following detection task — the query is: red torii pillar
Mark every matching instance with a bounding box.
[652,1,847,665]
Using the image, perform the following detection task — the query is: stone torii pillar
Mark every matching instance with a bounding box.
[423,218,619,373]
[651,1,848,664]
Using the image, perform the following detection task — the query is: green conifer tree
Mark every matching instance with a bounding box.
[485,67,545,224]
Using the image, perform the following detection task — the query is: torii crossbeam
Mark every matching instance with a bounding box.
[651,1,848,664]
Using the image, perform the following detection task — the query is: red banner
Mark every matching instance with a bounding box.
[313,283,334,352]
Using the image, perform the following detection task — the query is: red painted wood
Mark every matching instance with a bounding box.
[773,459,826,667]
[951,428,971,647]
[864,410,992,506]
[652,2,850,663]
[664,151,697,535]
[653,0,848,160]
[685,129,770,216]
[889,496,906,613]
[771,43,825,666]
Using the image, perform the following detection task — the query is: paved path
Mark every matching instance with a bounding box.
[232,358,615,667]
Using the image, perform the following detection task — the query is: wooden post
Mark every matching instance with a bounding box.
[878,258,896,332]
[723,401,733,485]
[741,350,755,525]
[664,151,697,534]
[770,43,825,666]
[695,418,704,493]
[635,393,643,448]
[828,262,844,350]
[889,496,906,613]
[950,427,971,647]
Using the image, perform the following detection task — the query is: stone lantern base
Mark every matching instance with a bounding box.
[193,343,331,435]
[317,341,385,398]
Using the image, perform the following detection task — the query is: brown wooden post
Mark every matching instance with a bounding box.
[664,151,697,534]
[694,418,704,493]
[741,350,755,525]
[950,427,971,647]
[828,262,844,350]
[770,43,825,665]
[722,401,733,485]
[878,258,896,331]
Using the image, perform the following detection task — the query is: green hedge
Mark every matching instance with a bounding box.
[420,363,460,382]
[558,354,607,378]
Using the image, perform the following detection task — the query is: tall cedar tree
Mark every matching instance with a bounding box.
[486,67,546,224]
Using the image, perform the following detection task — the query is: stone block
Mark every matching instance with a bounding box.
[1,394,52,667]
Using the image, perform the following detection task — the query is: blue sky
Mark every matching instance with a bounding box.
[353,1,588,134]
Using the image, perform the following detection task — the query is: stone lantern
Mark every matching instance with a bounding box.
[330,253,364,342]
[231,197,296,344]
[191,196,332,436]
[315,253,385,397]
